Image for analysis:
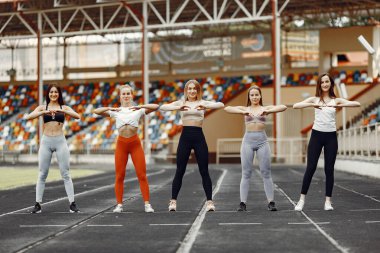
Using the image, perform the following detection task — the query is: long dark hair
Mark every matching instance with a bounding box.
[315,73,336,104]
[46,84,65,106]
[246,85,263,106]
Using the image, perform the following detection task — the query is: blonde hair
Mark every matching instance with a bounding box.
[118,84,133,94]
[118,84,136,105]
[183,80,202,102]
[246,85,263,106]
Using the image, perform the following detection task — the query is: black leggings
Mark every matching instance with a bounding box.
[172,126,213,200]
[301,129,338,197]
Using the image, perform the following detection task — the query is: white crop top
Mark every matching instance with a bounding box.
[108,107,146,129]
[180,101,205,122]
[312,99,336,132]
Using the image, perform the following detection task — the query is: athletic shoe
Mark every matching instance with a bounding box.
[294,200,305,211]
[237,202,247,211]
[324,201,334,211]
[168,200,176,212]
[144,203,154,213]
[69,202,80,213]
[206,200,215,212]
[31,202,41,214]
[267,201,277,211]
[113,204,123,213]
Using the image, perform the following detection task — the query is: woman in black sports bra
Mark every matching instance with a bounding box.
[25,84,81,213]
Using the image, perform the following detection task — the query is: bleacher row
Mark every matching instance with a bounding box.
[345,98,380,129]
[0,70,375,152]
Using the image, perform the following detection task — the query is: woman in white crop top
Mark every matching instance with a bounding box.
[225,85,287,211]
[293,74,360,212]
[94,84,159,213]
[160,79,224,212]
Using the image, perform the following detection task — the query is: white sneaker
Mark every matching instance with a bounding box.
[145,203,155,213]
[324,201,334,211]
[168,200,177,211]
[294,200,305,211]
[113,204,123,213]
[206,200,215,212]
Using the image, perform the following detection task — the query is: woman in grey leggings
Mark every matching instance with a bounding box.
[25,84,80,213]
[225,85,286,211]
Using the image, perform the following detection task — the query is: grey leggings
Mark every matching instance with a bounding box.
[240,131,274,203]
[36,135,75,203]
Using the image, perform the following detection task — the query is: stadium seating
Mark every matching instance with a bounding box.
[0,70,373,152]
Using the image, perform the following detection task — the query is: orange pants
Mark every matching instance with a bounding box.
[114,135,150,204]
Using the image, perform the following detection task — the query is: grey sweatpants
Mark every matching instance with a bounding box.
[240,131,274,203]
[36,134,75,203]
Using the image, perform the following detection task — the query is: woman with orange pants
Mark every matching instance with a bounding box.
[94,84,159,213]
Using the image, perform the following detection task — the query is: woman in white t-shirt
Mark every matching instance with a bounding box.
[293,74,360,211]
[94,84,159,213]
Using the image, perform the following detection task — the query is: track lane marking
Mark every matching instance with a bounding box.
[276,185,349,253]
[0,170,166,218]
[176,169,227,253]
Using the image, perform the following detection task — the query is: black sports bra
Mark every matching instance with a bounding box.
[43,105,65,123]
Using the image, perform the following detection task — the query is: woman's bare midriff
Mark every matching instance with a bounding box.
[43,122,64,136]
[245,122,266,132]
[118,124,139,138]
[182,120,203,128]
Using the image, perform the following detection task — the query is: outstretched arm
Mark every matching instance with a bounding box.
[59,105,80,119]
[24,105,49,120]
[261,105,287,115]
[333,98,361,108]
[160,101,184,111]
[94,107,120,117]
[131,104,160,114]
[199,100,224,110]
[224,106,248,115]
[293,97,321,109]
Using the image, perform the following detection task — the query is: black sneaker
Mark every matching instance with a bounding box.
[31,202,41,214]
[69,202,80,213]
[267,201,277,211]
[237,202,247,211]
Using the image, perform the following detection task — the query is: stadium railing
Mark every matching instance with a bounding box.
[337,122,380,161]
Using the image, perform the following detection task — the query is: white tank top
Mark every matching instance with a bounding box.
[312,99,336,132]
[108,107,146,129]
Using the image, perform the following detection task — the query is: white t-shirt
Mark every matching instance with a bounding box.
[312,99,336,132]
[108,107,146,129]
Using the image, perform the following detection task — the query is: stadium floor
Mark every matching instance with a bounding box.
[0,164,379,253]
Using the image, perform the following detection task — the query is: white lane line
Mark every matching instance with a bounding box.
[334,183,380,203]
[365,221,380,224]
[0,170,166,218]
[87,225,123,227]
[51,212,87,214]
[276,185,349,253]
[104,212,134,214]
[291,168,380,203]
[219,223,262,225]
[20,225,67,227]
[350,209,380,212]
[14,173,175,253]
[288,222,330,225]
[149,224,191,226]
[176,169,227,253]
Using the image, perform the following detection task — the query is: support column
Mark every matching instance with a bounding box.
[142,0,150,156]
[37,12,43,145]
[271,0,282,160]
